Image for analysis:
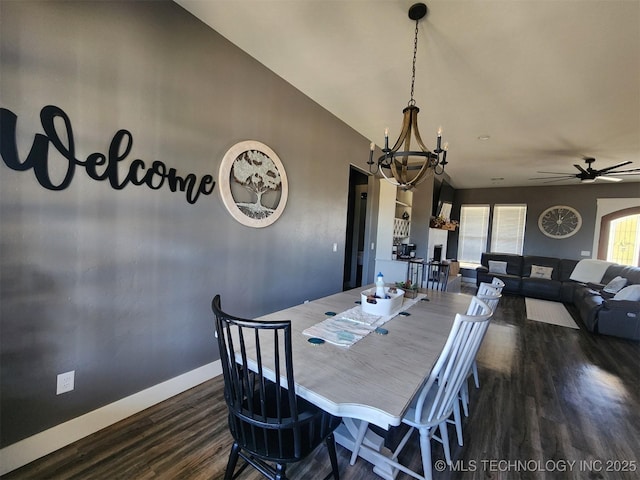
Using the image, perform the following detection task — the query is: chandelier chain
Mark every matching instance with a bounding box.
[409,19,419,106]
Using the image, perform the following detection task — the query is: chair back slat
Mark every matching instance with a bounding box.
[413,297,492,425]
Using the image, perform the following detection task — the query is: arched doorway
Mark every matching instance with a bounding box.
[598,207,640,266]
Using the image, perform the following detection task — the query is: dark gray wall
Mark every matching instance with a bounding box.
[449,183,640,260]
[0,1,370,446]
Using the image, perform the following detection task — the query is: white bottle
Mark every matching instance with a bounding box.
[375,272,386,298]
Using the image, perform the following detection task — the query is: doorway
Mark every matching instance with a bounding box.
[343,167,370,290]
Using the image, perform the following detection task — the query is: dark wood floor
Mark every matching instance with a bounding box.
[4,286,640,480]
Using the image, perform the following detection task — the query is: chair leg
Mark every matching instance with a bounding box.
[275,462,287,480]
[224,442,241,480]
[325,433,340,480]
[453,399,464,447]
[472,360,480,388]
[460,381,469,417]
[438,422,452,465]
[418,428,434,480]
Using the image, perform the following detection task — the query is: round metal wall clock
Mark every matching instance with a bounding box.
[538,205,582,239]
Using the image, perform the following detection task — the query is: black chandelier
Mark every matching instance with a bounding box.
[367,2,449,191]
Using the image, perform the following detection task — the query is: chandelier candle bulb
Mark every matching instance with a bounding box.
[370,142,375,151]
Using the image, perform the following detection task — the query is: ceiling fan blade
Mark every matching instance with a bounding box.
[606,168,640,174]
[529,175,576,180]
[574,164,590,175]
[542,177,577,184]
[597,161,632,173]
[535,171,575,175]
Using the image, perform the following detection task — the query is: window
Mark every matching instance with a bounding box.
[490,204,527,255]
[598,207,640,266]
[458,205,490,265]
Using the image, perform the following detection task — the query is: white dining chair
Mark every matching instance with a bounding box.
[450,293,501,447]
[350,297,493,480]
[491,277,506,290]
[456,289,502,445]
[468,286,501,389]
[478,281,502,296]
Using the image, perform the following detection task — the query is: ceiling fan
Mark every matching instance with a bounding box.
[530,157,640,184]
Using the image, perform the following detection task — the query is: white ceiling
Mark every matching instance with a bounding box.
[176,0,640,189]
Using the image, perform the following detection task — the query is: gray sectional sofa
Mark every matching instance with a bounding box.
[476,252,640,341]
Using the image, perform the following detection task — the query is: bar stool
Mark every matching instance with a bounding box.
[407,260,424,288]
[425,261,450,291]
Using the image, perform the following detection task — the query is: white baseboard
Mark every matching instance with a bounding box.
[0,360,222,476]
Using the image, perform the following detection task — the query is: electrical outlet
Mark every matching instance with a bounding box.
[56,370,75,395]
[581,251,591,256]
[332,243,338,252]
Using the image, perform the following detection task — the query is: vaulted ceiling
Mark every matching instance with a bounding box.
[176,0,640,189]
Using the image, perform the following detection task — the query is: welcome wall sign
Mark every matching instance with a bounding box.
[0,105,216,204]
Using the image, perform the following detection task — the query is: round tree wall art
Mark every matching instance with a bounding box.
[218,141,289,228]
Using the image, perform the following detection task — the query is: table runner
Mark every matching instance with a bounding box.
[302,293,426,346]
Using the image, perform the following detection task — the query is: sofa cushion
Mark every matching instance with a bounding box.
[488,260,508,274]
[598,300,640,340]
[603,276,628,294]
[476,269,521,294]
[577,293,606,332]
[559,259,579,282]
[613,284,640,301]
[521,278,562,301]
[609,265,640,286]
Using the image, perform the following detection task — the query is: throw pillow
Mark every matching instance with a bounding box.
[603,276,628,294]
[530,265,553,280]
[488,260,508,275]
[613,284,640,301]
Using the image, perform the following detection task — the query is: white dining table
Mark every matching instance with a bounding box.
[251,286,474,479]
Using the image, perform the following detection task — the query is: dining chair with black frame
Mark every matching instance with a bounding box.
[212,295,342,480]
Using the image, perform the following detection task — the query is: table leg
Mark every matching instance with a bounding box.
[334,419,399,479]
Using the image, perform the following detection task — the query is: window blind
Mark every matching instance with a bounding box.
[458,205,490,263]
[491,204,527,255]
